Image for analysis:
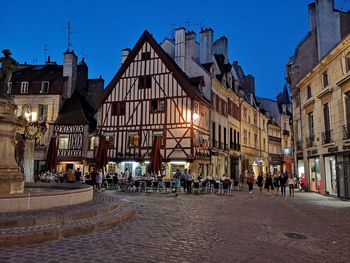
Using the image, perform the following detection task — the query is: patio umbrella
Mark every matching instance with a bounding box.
[96,135,108,170]
[149,136,162,176]
[45,137,58,171]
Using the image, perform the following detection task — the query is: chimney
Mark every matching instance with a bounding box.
[315,0,341,59]
[308,3,316,31]
[213,36,228,64]
[244,74,255,95]
[199,28,214,64]
[175,27,186,71]
[63,50,77,98]
[121,48,131,64]
[185,31,197,71]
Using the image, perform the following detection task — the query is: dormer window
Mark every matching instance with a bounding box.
[346,54,350,73]
[6,82,12,94]
[222,76,226,86]
[210,65,215,77]
[41,81,49,93]
[21,82,29,93]
[322,71,329,88]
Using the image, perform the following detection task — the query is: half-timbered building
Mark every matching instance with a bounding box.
[98,30,210,178]
[4,51,104,180]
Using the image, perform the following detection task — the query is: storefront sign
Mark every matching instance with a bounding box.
[307,149,318,156]
[327,146,338,153]
[297,152,303,159]
[282,148,293,156]
[343,145,350,151]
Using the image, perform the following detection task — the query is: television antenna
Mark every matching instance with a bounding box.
[43,44,49,62]
[67,21,74,51]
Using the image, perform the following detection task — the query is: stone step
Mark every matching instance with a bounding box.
[0,194,136,247]
[0,193,121,229]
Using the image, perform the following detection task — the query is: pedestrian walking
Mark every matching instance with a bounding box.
[74,168,81,183]
[246,171,254,193]
[264,172,273,195]
[90,168,98,190]
[274,172,281,196]
[239,171,245,191]
[280,171,288,197]
[182,169,189,193]
[288,174,295,197]
[173,169,181,197]
[257,172,264,195]
[96,169,103,192]
[187,169,193,194]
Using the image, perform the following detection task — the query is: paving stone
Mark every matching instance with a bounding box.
[0,191,350,262]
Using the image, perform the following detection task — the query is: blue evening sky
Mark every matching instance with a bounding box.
[2,0,350,99]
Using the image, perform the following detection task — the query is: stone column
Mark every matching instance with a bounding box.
[24,139,35,182]
[0,98,25,194]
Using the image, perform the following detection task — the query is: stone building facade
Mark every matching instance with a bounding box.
[292,35,350,198]
[2,51,103,180]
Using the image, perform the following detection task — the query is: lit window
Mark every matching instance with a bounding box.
[58,136,69,149]
[6,82,12,94]
[38,104,48,121]
[41,81,49,93]
[21,82,29,93]
[128,132,140,147]
[89,136,96,150]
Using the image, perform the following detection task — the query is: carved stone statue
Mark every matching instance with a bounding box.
[0,49,19,98]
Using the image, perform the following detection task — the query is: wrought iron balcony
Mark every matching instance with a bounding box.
[306,135,315,148]
[296,140,303,151]
[268,135,281,143]
[212,140,219,148]
[322,129,333,144]
[230,142,240,151]
[283,129,290,136]
[343,124,350,140]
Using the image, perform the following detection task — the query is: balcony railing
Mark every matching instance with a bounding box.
[230,142,240,151]
[268,135,281,143]
[296,140,303,151]
[322,129,333,144]
[343,124,350,140]
[283,130,290,136]
[306,135,315,148]
[212,140,219,148]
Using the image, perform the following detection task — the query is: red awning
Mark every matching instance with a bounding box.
[45,137,58,171]
[149,136,162,175]
[96,135,108,169]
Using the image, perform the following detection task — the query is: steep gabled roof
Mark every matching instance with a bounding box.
[11,64,64,82]
[55,90,96,127]
[98,30,206,107]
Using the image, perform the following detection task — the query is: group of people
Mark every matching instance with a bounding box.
[244,170,296,197]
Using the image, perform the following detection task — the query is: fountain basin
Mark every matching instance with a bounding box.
[0,183,93,213]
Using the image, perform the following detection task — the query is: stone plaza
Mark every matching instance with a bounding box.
[0,190,349,263]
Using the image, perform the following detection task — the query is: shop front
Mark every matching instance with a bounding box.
[324,155,337,196]
[211,153,227,179]
[296,158,305,181]
[308,157,321,192]
[335,150,350,199]
[269,153,282,175]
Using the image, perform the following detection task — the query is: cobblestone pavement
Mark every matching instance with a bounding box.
[0,190,349,263]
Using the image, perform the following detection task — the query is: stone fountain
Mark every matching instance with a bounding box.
[0,49,25,194]
[0,49,93,212]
